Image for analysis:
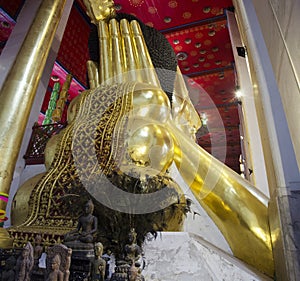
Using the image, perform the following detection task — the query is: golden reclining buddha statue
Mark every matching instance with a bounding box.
[10,0,274,277]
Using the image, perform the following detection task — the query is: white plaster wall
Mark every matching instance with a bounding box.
[251,0,300,169]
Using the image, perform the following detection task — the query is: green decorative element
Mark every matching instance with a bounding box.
[43,82,61,125]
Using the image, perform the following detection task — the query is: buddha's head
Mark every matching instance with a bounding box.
[84,199,94,214]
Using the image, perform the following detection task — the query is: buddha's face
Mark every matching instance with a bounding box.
[83,0,116,23]
[84,202,93,214]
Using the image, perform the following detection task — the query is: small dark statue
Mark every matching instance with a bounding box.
[124,228,142,265]
[15,242,34,281]
[110,229,144,281]
[33,234,43,270]
[91,242,106,281]
[64,199,98,244]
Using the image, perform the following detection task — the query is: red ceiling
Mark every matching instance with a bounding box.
[111,0,232,30]
[0,8,15,54]
[165,19,234,75]
[0,0,24,20]
[0,0,242,173]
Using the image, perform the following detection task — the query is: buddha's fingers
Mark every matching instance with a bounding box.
[120,19,139,82]
[98,21,111,85]
[130,20,160,87]
[109,19,125,84]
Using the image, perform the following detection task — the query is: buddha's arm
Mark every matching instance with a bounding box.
[167,121,273,275]
[91,217,98,234]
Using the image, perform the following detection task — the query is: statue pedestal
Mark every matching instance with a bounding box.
[64,242,94,259]
[142,232,273,281]
[63,241,94,280]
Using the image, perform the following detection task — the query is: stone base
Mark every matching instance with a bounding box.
[63,241,94,259]
[70,248,95,259]
[142,232,273,281]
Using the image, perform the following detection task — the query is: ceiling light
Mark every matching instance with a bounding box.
[164,17,172,23]
[203,7,211,13]
[176,52,188,61]
[199,50,206,54]
[240,163,245,172]
[1,21,10,28]
[185,38,192,44]
[235,87,242,98]
[201,113,208,125]
[212,47,219,52]
[239,154,243,163]
[51,75,60,82]
[195,42,201,48]
[236,90,242,98]
[173,39,180,44]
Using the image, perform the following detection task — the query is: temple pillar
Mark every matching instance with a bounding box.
[227,10,269,196]
[233,0,300,280]
[0,0,74,247]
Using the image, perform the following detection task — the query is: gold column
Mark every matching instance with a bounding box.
[0,0,68,248]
